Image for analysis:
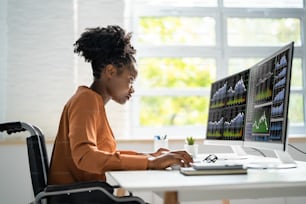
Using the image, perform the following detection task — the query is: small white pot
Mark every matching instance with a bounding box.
[184,144,198,158]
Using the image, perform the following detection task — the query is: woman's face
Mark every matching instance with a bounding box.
[106,64,137,104]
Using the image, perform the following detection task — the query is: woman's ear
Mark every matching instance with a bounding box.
[105,64,117,78]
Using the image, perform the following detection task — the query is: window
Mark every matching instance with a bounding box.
[126,0,306,138]
[227,18,301,46]
[138,57,214,127]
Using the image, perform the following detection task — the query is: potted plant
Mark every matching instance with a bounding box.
[184,136,198,158]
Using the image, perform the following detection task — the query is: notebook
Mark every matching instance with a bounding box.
[180,162,247,176]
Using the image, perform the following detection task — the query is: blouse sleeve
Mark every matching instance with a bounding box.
[67,92,149,174]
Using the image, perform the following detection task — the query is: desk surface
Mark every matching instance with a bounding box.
[106,161,306,202]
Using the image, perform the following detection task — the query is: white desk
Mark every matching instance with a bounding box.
[106,161,306,203]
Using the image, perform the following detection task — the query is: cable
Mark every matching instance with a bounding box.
[288,143,306,154]
[250,147,266,157]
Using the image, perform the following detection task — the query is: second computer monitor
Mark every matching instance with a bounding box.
[206,69,250,145]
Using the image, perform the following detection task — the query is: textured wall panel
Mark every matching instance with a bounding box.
[3,0,126,138]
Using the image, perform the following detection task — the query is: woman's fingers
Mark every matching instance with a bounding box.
[166,151,193,167]
[148,150,194,169]
[171,151,193,164]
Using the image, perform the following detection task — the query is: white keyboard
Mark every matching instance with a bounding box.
[191,160,245,170]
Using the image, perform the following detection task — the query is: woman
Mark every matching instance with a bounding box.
[48,25,193,185]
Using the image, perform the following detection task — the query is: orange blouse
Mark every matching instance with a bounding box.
[48,86,148,185]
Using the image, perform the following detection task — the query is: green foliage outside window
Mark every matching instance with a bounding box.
[227,18,301,46]
[138,57,214,126]
[138,16,215,45]
[289,94,305,125]
[139,58,215,88]
[140,96,209,126]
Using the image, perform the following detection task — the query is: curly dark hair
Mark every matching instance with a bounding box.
[73,25,136,79]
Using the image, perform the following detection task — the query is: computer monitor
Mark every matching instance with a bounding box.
[244,42,296,168]
[204,69,250,158]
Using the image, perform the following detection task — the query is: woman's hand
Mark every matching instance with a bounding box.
[147,150,193,170]
[149,148,170,157]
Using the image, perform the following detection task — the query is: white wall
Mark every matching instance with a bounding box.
[0,0,7,122]
[4,0,75,137]
[0,0,129,140]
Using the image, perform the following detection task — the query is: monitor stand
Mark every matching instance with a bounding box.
[246,150,297,169]
[217,145,249,160]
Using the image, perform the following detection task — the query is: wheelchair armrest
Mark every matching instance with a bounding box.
[45,181,114,194]
[34,181,119,204]
[0,121,25,134]
[34,181,146,204]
